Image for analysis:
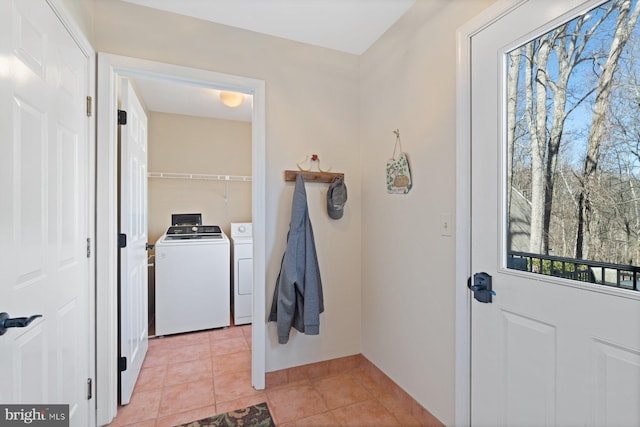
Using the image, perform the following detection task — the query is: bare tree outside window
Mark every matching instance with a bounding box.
[507,0,640,290]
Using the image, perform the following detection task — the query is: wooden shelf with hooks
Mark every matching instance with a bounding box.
[284,170,344,183]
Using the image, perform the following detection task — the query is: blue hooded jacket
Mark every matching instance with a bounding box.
[269,174,324,344]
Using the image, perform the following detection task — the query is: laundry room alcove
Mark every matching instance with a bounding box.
[146,111,253,336]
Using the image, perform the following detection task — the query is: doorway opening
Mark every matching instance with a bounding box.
[97,53,266,425]
[135,78,254,337]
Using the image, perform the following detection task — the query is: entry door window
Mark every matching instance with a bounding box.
[506,0,640,292]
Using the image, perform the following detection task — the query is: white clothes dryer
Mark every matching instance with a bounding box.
[231,223,253,325]
[155,225,230,335]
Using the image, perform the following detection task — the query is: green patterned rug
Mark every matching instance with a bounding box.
[174,402,275,427]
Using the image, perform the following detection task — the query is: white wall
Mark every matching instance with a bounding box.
[359,0,496,425]
[93,0,362,371]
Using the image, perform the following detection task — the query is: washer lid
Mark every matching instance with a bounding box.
[171,213,202,226]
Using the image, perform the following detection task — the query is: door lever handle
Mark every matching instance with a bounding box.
[468,272,495,303]
[469,284,496,295]
[0,312,43,336]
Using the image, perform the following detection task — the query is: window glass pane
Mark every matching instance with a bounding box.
[506,0,640,291]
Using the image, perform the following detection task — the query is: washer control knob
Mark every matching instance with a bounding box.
[238,225,246,233]
[191,226,198,232]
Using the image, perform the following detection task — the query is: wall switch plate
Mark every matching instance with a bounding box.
[440,214,453,236]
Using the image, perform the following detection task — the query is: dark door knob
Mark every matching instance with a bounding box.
[468,272,496,303]
[0,312,43,336]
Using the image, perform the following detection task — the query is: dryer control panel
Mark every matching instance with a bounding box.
[231,223,253,239]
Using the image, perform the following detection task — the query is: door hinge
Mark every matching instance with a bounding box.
[86,237,91,258]
[118,109,127,125]
[118,233,127,249]
[119,356,127,372]
[86,96,92,117]
[87,378,93,400]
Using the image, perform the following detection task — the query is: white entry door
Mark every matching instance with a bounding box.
[470,1,640,426]
[0,0,93,425]
[119,78,149,405]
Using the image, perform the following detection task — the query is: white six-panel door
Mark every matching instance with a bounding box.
[470,1,640,426]
[119,78,149,405]
[0,0,92,425]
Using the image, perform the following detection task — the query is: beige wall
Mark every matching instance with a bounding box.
[63,0,505,424]
[147,112,252,244]
[359,0,496,424]
[93,0,363,371]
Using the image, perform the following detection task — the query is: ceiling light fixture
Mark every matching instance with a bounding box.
[219,90,244,108]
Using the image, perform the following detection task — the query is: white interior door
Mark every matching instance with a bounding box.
[0,0,93,425]
[470,1,640,426]
[119,78,149,405]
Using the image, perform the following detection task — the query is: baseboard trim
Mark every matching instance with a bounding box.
[265,354,443,426]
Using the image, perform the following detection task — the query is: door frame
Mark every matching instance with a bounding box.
[454,1,528,426]
[96,54,266,426]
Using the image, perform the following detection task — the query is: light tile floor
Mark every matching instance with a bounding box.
[107,326,424,426]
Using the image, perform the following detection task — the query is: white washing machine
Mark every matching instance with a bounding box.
[155,225,230,335]
[231,223,253,325]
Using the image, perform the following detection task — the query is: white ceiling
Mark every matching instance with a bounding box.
[132,78,253,122]
[121,0,416,55]
[123,0,415,122]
